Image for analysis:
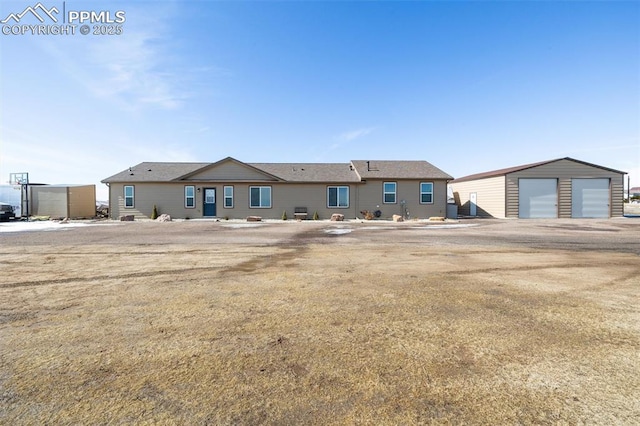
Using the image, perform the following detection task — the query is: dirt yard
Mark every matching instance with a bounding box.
[1,218,639,424]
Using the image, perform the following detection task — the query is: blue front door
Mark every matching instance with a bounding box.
[204,188,216,217]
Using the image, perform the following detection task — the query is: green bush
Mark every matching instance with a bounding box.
[282,210,288,221]
[313,211,319,220]
[151,204,158,220]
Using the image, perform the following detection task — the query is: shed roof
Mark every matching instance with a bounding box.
[451,157,626,183]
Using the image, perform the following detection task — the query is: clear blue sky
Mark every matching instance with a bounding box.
[1,0,639,200]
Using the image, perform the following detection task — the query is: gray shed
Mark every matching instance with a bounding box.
[450,158,626,218]
[30,184,96,219]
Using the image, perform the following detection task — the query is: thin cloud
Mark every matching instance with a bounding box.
[339,127,376,142]
[36,4,189,112]
[90,31,186,110]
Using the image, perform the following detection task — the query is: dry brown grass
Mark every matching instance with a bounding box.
[1,226,639,424]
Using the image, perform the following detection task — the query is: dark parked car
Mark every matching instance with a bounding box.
[0,203,16,221]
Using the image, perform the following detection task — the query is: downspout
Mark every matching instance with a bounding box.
[66,186,71,219]
[354,183,359,220]
[105,182,111,219]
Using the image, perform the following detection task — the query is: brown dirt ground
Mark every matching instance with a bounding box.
[1,218,639,424]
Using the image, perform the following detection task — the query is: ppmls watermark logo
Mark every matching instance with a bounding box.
[1,2,126,36]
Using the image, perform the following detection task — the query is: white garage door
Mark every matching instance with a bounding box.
[572,178,610,218]
[519,179,557,218]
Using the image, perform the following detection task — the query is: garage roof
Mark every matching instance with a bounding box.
[451,157,626,183]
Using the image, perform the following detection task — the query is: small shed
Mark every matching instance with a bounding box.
[30,184,96,219]
[450,158,626,219]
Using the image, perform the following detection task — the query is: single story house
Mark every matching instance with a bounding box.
[449,157,626,218]
[101,157,454,220]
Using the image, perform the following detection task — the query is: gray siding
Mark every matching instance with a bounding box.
[186,162,277,181]
[110,182,358,220]
[111,183,199,220]
[450,176,505,217]
[506,159,624,218]
[108,180,449,220]
[356,179,448,219]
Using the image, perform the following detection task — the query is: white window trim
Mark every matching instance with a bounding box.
[249,186,272,208]
[224,185,234,209]
[185,185,195,209]
[327,186,349,208]
[383,181,397,204]
[420,182,434,204]
[124,185,134,209]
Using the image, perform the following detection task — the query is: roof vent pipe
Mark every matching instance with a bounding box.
[367,161,370,171]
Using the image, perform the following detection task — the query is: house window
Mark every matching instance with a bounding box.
[124,185,134,208]
[383,182,397,204]
[224,186,234,208]
[250,186,271,208]
[420,182,433,204]
[185,186,195,208]
[328,186,349,208]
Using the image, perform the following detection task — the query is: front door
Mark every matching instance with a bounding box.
[203,188,216,217]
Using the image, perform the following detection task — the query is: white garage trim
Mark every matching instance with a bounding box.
[519,178,557,218]
[571,178,610,218]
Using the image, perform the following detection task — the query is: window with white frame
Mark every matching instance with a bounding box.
[224,186,234,208]
[185,186,195,208]
[124,185,134,208]
[420,182,434,204]
[383,182,397,204]
[249,186,271,208]
[327,186,349,208]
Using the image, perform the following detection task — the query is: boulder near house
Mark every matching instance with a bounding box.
[450,157,626,218]
[102,157,454,220]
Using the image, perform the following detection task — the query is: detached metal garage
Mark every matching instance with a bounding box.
[450,158,625,219]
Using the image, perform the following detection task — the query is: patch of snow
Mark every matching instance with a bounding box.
[0,221,95,233]
[324,227,353,235]
[411,223,479,229]
[221,223,265,228]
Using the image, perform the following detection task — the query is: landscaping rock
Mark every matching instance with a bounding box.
[330,213,344,221]
[392,214,404,222]
[120,215,135,221]
[156,214,172,222]
[246,216,262,222]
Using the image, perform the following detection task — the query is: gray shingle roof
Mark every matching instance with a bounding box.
[102,158,453,183]
[350,160,453,180]
[101,162,209,183]
[248,163,360,182]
